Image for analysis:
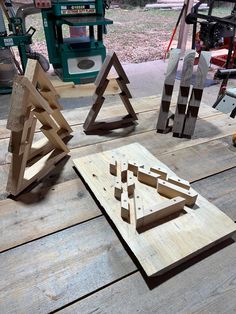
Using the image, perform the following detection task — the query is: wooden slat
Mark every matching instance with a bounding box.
[0,217,136,313]
[0,178,101,252]
[156,49,181,132]
[173,49,195,135]
[183,51,211,137]
[59,242,236,314]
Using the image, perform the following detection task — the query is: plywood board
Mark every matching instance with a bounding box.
[73,143,236,277]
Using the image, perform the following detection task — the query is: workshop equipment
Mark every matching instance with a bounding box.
[186,0,236,69]
[213,87,236,118]
[0,0,49,93]
[39,0,113,84]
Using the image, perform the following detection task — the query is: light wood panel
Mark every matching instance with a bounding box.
[73,143,236,276]
[59,241,236,314]
[0,217,136,313]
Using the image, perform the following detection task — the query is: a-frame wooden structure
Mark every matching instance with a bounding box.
[83,52,138,132]
[6,59,72,196]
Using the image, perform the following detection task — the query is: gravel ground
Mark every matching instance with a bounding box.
[23,8,181,63]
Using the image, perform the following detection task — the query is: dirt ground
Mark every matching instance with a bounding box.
[25,8,180,63]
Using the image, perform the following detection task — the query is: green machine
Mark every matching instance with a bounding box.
[40,0,113,83]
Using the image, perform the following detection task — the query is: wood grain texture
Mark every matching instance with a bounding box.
[0,217,135,314]
[173,49,195,134]
[156,49,181,131]
[73,143,236,276]
[59,242,236,314]
[183,51,212,137]
[0,178,101,252]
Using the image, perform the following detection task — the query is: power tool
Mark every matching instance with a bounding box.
[38,0,113,83]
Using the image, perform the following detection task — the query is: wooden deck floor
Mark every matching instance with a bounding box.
[0,95,236,314]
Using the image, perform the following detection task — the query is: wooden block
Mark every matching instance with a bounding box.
[33,108,59,130]
[150,165,167,180]
[121,191,130,222]
[167,176,190,190]
[134,193,144,229]
[156,49,181,132]
[157,179,198,206]
[137,168,160,188]
[109,156,117,176]
[136,197,186,231]
[121,161,128,182]
[114,177,122,200]
[40,126,69,154]
[128,161,144,176]
[127,171,135,196]
[172,49,195,135]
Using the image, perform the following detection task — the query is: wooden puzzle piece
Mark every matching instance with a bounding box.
[109,156,117,176]
[121,191,130,222]
[128,161,144,176]
[167,175,190,190]
[157,179,198,206]
[150,165,167,180]
[135,196,186,232]
[127,171,135,196]
[137,168,160,188]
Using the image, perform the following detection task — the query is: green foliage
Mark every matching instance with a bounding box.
[116,0,156,8]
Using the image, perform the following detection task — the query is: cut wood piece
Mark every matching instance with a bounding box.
[73,143,236,277]
[114,177,122,200]
[109,156,117,176]
[6,60,72,196]
[156,49,181,132]
[127,171,135,196]
[173,49,195,135]
[168,175,190,190]
[121,191,130,222]
[83,52,137,132]
[150,165,167,180]
[136,196,186,232]
[183,51,211,137]
[128,161,144,176]
[137,168,160,188]
[158,179,198,206]
[121,161,128,182]
[134,193,144,229]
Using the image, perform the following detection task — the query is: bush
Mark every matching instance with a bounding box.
[115,0,156,8]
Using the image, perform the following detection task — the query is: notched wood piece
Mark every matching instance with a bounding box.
[136,196,186,231]
[109,156,117,176]
[134,193,144,229]
[121,161,128,182]
[150,165,167,180]
[167,176,190,190]
[157,179,198,206]
[127,171,135,196]
[114,177,123,200]
[128,161,144,176]
[137,168,160,188]
[121,191,130,222]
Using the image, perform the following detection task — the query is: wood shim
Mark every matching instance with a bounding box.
[73,143,236,277]
[6,59,72,196]
[83,52,138,132]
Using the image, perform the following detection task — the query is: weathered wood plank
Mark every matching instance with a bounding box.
[0,107,234,166]
[192,167,236,221]
[0,217,136,314]
[59,242,236,314]
[0,178,101,252]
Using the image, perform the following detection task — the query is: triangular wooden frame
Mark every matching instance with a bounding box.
[83,52,138,132]
[6,59,72,196]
